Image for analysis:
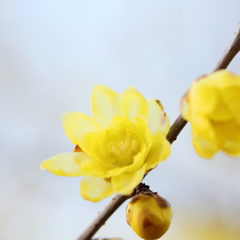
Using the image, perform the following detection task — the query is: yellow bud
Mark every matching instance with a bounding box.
[126,192,173,240]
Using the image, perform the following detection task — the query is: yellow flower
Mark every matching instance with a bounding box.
[181,70,240,158]
[126,192,173,240]
[41,85,171,202]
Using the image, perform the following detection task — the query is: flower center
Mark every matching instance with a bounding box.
[107,131,140,167]
[110,138,138,157]
[103,117,143,167]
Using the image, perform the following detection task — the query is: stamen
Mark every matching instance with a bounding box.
[112,145,119,156]
[119,142,128,155]
[110,135,138,157]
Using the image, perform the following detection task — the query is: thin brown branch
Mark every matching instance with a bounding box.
[76,23,240,240]
[166,115,187,144]
[78,195,130,240]
[213,23,240,71]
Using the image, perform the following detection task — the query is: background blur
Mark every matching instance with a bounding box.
[1,1,240,240]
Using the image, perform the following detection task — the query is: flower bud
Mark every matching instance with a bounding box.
[126,191,173,240]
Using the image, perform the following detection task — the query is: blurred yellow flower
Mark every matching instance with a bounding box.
[41,85,171,202]
[126,191,173,240]
[181,70,240,158]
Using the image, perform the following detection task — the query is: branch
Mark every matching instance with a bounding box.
[76,23,240,240]
[78,195,130,240]
[213,22,240,71]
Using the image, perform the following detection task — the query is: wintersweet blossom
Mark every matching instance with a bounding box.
[181,70,240,158]
[41,85,171,202]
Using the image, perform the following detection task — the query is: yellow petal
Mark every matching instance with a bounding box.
[208,97,233,122]
[213,120,240,148]
[191,116,216,143]
[108,145,148,176]
[120,86,148,123]
[191,116,219,158]
[146,133,171,170]
[80,158,111,178]
[190,71,240,121]
[91,85,121,128]
[79,131,114,168]
[134,116,153,148]
[61,112,104,145]
[124,145,148,173]
[160,139,172,161]
[148,99,170,136]
[112,163,147,195]
[80,176,114,202]
[221,141,240,156]
[202,70,240,88]
[219,86,240,124]
[189,82,219,116]
[192,129,219,159]
[40,152,89,176]
[180,94,190,121]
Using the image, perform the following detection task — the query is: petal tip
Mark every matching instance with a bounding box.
[40,162,46,170]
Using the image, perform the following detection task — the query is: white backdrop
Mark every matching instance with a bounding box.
[1,1,240,239]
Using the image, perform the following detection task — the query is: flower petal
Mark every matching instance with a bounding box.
[222,141,240,156]
[134,116,153,148]
[180,94,190,121]
[159,139,172,162]
[189,82,219,116]
[120,86,148,123]
[91,85,121,128]
[146,133,171,170]
[41,152,89,176]
[79,132,113,168]
[189,115,221,158]
[208,97,233,122]
[204,70,240,88]
[191,116,216,143]
[147,99,170,136]
[108,145,148,176]
[61,112,104,145]
[213,120,240,147]
[193,132,219,159]
[219,86,240,124]
[80,158,111,178]
[112,163,147,195]
[80,176,114,202]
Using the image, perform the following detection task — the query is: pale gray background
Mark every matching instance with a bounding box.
[1,1,240,240]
